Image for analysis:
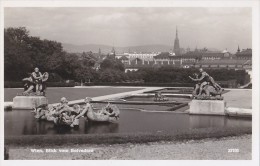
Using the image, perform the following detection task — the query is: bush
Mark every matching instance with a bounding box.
[4,81,24,88]
[48,73,64,82]
[4,81,75,88]
[87,82,194,87]
[133,67,249,86]
[46,81,75,87]
[243,83,252,89]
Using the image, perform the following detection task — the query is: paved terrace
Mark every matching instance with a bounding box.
[222,89,252,109]
[57,87,164,106]
[5,86,252,110]
[56,87,252,111]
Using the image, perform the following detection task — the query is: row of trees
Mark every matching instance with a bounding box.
[134,67,248,85]
[4,27,249,86]
[4,27,126,83]
[5,27,67,81]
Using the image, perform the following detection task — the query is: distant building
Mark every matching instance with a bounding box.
[122,47,252,72]
[237,45,240,53]
[108,47,116,58]
[116,52,158,62]
[115,53,129,59]
[154,52,182,65]
[124,59,157,72]
[173,27,181,55]
[128,52,158,61]
[111,47,116,55]
[119,56,130,65]
[235,48,252,60]
[98,48,101,55]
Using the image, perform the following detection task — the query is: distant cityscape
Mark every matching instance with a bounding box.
[71,27,252,73]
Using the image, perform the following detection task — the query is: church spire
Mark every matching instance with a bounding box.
[237,45,240,52]
[195,45,198,52]
[111,46,116,57]
[98,48,101,55]
[176,26,178,39]
[173,26,180,55]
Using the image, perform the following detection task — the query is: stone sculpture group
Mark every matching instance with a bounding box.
[21,67,49,96]
[189,68,223,100]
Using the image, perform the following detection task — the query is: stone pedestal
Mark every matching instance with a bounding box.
[13,96,48,109]
[189,100,226,115]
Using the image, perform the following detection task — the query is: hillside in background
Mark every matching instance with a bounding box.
[62,43,221,54]
[62,43,173,54]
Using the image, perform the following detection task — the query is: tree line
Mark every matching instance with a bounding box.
[134,67,248,85]
[4,27,126,83]
[4,27,249,86]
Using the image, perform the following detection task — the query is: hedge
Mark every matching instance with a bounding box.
[5,81,234,88]
[84,82,233,88]
[85,82,190,87]
[4,81,75,88]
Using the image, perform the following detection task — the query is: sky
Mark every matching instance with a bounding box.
[4,7,252,52]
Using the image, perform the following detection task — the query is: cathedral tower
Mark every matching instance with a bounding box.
[237,45,240,53]
[173,26,181,55]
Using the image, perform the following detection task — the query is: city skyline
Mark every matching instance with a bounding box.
[4,7,252,53]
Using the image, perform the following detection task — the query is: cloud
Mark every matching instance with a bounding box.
[4,7,252,52]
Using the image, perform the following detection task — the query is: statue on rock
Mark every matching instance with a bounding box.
[21,67,49,96]
[189,68,224,100]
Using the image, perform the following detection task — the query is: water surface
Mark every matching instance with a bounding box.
[5,109,251,136]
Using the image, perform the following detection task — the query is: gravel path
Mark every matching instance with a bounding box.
[223,89,252,109]
[7,134,251,160]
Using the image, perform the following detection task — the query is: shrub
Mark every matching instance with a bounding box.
[4,81,75,88]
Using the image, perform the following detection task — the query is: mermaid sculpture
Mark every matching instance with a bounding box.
[75,97,120,123]
[33,97,120,128]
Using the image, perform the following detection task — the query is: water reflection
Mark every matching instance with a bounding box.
[188,115,251,129]
[4,109,251,136]
[189,115,228,128]
[85,122,119,133]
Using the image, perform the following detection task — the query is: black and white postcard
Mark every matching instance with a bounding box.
[0,0,259,166]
